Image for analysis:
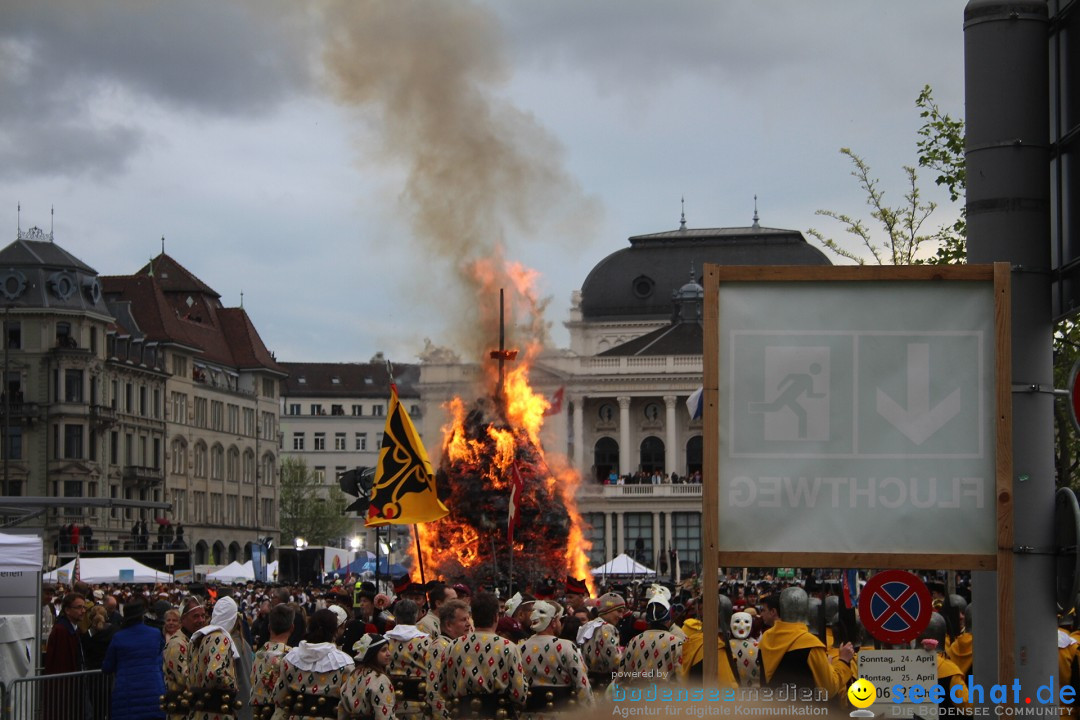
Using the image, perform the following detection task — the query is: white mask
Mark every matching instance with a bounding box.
[731,611,753,639]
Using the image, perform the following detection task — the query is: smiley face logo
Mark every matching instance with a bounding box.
[848,678,876,709]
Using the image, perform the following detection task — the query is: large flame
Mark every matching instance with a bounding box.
[407,257,593,595]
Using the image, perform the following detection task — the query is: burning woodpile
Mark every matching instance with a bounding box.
[410,359,592,593]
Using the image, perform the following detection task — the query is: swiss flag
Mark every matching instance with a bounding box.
[543,387,565,416]
[508,462,524,543]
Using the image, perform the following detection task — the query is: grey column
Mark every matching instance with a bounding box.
[664,395,678,476]
[652,512,662,570]
[618,396,631,476]
[572,394,585,476]
[604,512,614,560]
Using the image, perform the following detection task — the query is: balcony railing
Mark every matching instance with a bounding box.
[90,404,118,426]
[0,401,40,423]
[122,465,164,486]
[576,483,703,498]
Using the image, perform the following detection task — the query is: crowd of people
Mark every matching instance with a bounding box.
[602,470,703,485]
[37,571,994,719]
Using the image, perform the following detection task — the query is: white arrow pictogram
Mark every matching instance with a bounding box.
[876,343,961,445]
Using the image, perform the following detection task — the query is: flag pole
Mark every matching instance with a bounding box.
[413,524,427,586]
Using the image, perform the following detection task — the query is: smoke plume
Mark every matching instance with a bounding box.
[318,0,597,359]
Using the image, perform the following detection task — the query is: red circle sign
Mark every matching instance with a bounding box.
[858,570,933,645]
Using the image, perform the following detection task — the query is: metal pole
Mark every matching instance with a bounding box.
[965,0,1053,685]
[3,306,9,499]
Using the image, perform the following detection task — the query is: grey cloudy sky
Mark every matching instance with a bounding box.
[0,0,967,364]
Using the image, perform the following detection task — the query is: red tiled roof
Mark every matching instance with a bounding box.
[102,260,282,374]
[135,253,219,298]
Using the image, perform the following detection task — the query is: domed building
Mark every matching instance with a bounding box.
[418,212,829,576]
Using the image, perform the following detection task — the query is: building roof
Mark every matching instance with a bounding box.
[0,230,112,315]
[279,361,420,398]
[101,252,284,376]
[579,224,829,321]
[599,321,704,357]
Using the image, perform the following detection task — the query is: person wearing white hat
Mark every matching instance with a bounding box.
[518,601,592,714]
[616,588,683,683]
[187,596,244,719]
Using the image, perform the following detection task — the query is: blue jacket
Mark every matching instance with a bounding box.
[102,621,166,720]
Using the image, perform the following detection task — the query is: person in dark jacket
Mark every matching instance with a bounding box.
[81,605,116,670]
[102,600,166,720]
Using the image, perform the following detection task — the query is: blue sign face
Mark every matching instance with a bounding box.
[871,581,924,632]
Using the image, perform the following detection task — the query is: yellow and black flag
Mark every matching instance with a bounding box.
[366,385,449,526]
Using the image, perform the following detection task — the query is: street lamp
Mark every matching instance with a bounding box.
[293,537,307,584]
[349,536,360,576]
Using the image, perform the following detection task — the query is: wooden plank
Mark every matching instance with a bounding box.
[701,265,721,684]
[716,552,996,571]
[709,264,996,283]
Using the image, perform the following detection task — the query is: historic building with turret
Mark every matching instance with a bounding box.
[0,226,284,568]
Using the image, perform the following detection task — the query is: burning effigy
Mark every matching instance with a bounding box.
[409,332,593,594]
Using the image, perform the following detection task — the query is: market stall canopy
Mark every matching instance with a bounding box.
[44,556,171,584]
[590,553,656,577]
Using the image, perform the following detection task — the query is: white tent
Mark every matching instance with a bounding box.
[591,553,656,577]
[207,561,249,583]
[207,559,279,584]
[43,556,172,584]
[0,533,42,688]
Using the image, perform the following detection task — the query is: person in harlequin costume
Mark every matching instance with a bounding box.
[425,599,472,720]
[918,613,971,711]
[518,601,592,716]
[756,587,854,700]
[729,611,760,687]
[437,592,528,715]
[577,592,625,690]
[250,604,295,720]
[186,596,244,720]
[383,599,434,718]
[339,633,396,720]
[272,609,354,719]
[617,584,683,682]
[162,596,208,720]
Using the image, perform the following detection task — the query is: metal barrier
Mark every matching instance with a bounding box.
[2,669,113,720]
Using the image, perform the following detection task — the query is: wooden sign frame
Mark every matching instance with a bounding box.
[700,263,1013,682]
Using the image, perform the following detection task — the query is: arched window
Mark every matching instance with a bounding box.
[685,435,703,476]
[228,541,241,564]
[195,540,208,565]
[262,453,275,486]
[193,441,207,478]
[170,437,188,476]
[639,436,665,474]
[226,446,239,482]
[243,450,255,484]
[593,437,620,481]
[210,444,224,480]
